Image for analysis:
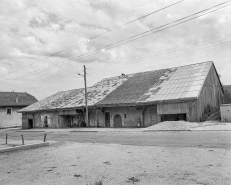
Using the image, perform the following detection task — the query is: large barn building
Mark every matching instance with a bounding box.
[19,61,224,129]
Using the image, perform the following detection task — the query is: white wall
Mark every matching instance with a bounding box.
[221,105,231,122]
[0,107,23,128]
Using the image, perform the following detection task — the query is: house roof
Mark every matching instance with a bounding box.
[18,74,132,112]
[19,61,216,112]
[0,92,38,106]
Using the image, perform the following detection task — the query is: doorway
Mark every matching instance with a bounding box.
[114,114,122,127]
[105,112,110,127]
[28,119,33,129]
[161,113,187,122]
[44,116,48,127]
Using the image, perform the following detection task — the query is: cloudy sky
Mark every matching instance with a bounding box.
[0,0,230,100]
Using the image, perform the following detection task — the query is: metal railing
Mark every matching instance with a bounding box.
[5,133,47,145]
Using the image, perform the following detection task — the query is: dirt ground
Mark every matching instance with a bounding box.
[0,141,231,185]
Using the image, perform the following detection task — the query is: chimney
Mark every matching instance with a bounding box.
[16,95,18,103]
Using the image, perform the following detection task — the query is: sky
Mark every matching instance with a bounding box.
[0,0,230,100]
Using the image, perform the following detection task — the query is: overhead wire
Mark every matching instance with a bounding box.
[4,1,231,81]
[0,0,184,79]
[8,39,231,88]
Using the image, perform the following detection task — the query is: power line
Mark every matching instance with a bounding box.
[5,40,231,88]
[3,1,231,81]
[64,1,231,61]
[5,35,231,82]
[31,39,231,81]
[0,0,184,78]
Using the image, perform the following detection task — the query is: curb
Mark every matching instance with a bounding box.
[70,130,99,133]
[142,129,231,132]
[0,142,50,153]
[15,130,46,132]
[142,130,191,132]
[190,130,231,131]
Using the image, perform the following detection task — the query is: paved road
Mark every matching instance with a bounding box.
[1,129,231,148]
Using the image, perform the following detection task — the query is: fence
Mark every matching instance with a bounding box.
[5,133,47,145]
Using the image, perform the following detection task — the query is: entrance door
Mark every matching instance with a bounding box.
[114,114,122,127]
[44,116,48,127]
[105,112,110,127]
[28,119,33,129]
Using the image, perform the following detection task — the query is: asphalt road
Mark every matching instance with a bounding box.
[1,129,231,148]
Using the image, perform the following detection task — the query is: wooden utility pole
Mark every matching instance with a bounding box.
[84,65,89,127]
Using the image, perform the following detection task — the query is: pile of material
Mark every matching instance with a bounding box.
[141,121,200,131]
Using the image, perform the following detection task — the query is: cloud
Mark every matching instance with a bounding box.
[0,0,230,99]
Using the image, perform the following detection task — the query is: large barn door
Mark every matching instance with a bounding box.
[114,114,122,127]
[144,106,157,127]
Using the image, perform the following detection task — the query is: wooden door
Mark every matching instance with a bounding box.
[114,114,122,127]
[105,112,110,127]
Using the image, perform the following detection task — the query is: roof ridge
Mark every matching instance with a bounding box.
[96,61,213,83]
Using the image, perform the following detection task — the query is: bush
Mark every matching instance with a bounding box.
[200,104,219,122]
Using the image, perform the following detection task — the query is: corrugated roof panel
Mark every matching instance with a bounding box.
[192,80,204,86]
[189,85,200,91]
[174,93,182,99]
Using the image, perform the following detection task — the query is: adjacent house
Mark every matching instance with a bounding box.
[220,86,231,122]
[0,92,38,128]
[223,85,231,104]
[220,104,231,122]
[19,61,224,129]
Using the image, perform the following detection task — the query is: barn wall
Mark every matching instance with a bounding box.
[156,102,189,121]
[157,102,189,114]
[104,107,143,127]
[89,109,104,127]
[190,64,223,122]
[22,112,34,129]
[33,111,59,128]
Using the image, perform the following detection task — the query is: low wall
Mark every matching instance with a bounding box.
[221,104,231,122]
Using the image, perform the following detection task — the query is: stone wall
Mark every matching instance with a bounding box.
[33,111,59,128]
[104,107,143,127]
[21,105,160,128]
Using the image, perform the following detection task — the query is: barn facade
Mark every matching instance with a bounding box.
[19,61,224,129]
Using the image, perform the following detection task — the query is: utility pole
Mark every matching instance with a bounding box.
[83,65,89,127]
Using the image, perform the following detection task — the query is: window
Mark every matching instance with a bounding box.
[124,114,127,118]
[6,108,12,115]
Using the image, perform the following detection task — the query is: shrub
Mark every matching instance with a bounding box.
[200,104,219,122]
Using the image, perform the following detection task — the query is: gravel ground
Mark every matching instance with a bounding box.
[0,142,231,185]
[141,121,200,131]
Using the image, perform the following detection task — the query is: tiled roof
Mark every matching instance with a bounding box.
[19,74,132,112]
[96,69,170,105]
[19,61,214,112]
[97,61,212,105]
[0,92,38,106]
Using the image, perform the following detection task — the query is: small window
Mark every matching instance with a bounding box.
[6,108,12,115]
[124,114,127,118]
